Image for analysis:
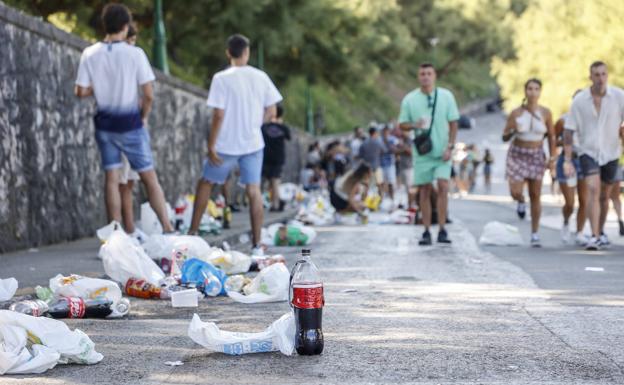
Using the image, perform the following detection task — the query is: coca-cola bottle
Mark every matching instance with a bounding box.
[9,299,49,317]
[48,297,113,319]
[290,249,324,355]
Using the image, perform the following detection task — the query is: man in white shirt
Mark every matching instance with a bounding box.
[75,3,173,233]
[564,61,624,250]
[189,34,283,254]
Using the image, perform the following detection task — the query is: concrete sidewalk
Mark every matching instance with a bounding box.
[0,208,297,292]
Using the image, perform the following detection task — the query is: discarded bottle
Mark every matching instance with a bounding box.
[174,197,187,231]
[290,249,324,355]
[9,299,50,317]
[125,278,167,299]
[48,297,113,319]
[222,206,232,229]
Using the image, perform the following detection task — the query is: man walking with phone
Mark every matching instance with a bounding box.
[399,63,459,245]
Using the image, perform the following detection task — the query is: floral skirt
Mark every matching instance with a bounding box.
[506,144,546,182]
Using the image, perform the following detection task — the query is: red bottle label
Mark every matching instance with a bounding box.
[292,283,324,309]
[67,297,86,318]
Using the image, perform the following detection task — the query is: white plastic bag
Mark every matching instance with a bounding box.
[479,221,524,246]
[206,249,252,275]
[143,234,211,261]
[0,310,103,375]
[227,263,289,304]
[96,221,122,243]
[188,312,295,356]
[99,230,165,286]
[140,202,173,235]
[0,278,18,301]
[49,274,129,318]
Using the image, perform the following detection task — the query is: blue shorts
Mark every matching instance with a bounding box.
[94,127,154,172]
[555,153,583,183]
[202,150,263,185]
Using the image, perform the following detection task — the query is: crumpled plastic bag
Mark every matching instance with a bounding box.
[143,234,211,262]
[99,229,165,286]
[227,263,289,304]
[479,221,524,246]
[49,274,129,318]
[0,310,103,375]
[188,312,295,356]
[205,249,252,275]
[140,202,174,235]
[262,221,317,246]
[0,278,18,302]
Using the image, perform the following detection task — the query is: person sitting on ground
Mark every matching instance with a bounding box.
[329,162,372,216]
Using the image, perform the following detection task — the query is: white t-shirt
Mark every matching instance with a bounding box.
[565,86,624,165]
[207,66,283,155]
[76,41,155,132]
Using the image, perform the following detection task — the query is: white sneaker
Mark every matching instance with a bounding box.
[130,229,148,244]
[599,233,610,248]
[530,233,541,247]
[561,223,571,244]
[251,245,265,257]
[575,233,589,246]
[585,236,600,251]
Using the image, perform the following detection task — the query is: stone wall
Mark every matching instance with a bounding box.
[0,2,312,253]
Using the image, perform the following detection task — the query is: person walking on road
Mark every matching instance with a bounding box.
[188,34,282,255]
[75,3,173,233]
[358,126,386,195]
[564,61,624,250]
[554,91,588,245]
[502,78,556,247]
[261,104,290,212]
[399,63,460,245]
[381,125,399,202]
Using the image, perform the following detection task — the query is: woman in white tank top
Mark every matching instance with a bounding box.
[502,78,556,247]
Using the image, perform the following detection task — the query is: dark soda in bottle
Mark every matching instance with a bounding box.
[290,249,324,355]
[48,297,113,319]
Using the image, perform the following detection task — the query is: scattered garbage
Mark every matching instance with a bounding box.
[188,312,295,356]
[143,234,211,264]
[479,221,524,246]
[9,299,49,317]
[262,222,317,247]
[227,263,290,304]
[125,277,169,299]
[100,229,165,286]
[0,310,103,375]
[181,258,227,297]
[290,249,324,355]
[250,255,286,271]
[0,278,18,301]
[48,274,129,318]
[140,202,174,235]
[205,249,252,275]
[295,194,335,226]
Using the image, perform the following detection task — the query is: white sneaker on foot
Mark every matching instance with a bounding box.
[530,233,541,247]
[575,233,589,246]
[585,236,600,251]
[599,233,610,248]
[251,245,265,257]
[561,223,571,244]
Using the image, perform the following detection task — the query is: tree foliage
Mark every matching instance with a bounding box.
[6,0,521,132]
[492,0,624,118]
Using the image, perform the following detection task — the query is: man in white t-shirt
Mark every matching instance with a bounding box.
[564,61,624,250]
[74,3,173,233]
[188,34,283,254]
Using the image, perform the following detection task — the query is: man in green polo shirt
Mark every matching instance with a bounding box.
[399,63,459,245]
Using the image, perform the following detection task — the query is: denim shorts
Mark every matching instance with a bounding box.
[94,127,154,172]
[555,153,583,183]
[202,150,263,185]
[579,154,619,183]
